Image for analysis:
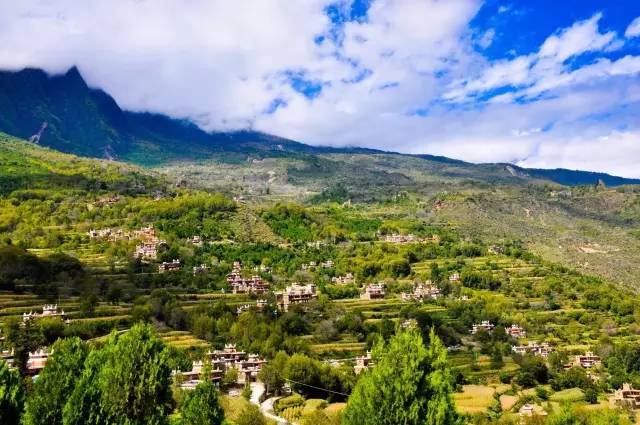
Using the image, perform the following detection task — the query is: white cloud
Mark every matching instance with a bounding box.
[477,28,496,49]
[0,1,639,177]
[625,16,640,38]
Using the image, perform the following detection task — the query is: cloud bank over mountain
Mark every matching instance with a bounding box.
[1,0,639,176]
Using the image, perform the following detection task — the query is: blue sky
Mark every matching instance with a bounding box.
[1,0,639,176]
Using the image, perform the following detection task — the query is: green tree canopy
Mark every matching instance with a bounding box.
[63,323,172,425]
[180,380,224,425]
[235,404,267,425]
[342,329,460,425]
[23,337,88,425]
[0,359,24,425]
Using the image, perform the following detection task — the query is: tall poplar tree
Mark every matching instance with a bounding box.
[342,329,460,425]
[23,337,88,425]
[0,359,24,425]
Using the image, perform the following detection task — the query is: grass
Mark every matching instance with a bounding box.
[549,388,585,402]
[453,385,495,414]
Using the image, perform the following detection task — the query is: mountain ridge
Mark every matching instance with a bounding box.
[0,66,639,186]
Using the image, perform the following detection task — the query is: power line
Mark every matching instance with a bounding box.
[283,378,349,397]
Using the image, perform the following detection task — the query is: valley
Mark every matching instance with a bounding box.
[1,132,640,423]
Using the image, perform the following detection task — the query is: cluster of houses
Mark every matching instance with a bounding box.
[89,225,168,261]
[401,282,441,302]
[380,233,440,244]
[173,344,266,390]
[361,283,386,300]
[511,342,554,358]
[381,234,419,244]
[301,260,334,271]
[133,226,167,261]
[226,262,269,294]
[87,227,130,242]
[22,304,66,323]
[331,272,355,285]
[275,283,317,312]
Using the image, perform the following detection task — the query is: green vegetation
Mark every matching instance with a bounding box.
[1,133,640,423]
[343,329,459,425]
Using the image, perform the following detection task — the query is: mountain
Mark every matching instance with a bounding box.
[0,67,336,164]
[0,66,639,187]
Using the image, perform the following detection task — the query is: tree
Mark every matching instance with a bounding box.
[258,351,289,395]
[490,346,504,369]
[235,404,267,425]
[0,359,24,425]
[342,329,460,425]
[180,380,224,425]
[23,337,88,425]
[63,324,172,425]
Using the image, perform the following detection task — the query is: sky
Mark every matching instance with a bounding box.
[1,0,639,177]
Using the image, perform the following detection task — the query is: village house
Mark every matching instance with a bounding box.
[255,299,268,310]
[190,235,204,247]
[332,272,355,285]
[613,383,640,409]
[321,260,334,268]
[354,351,373,374]
[88,227,130,242]
[193,264,210,275]
[471,321,495,334]
[235,354,267,383]
[260,265,271,273]
[208,344,247,363]
[236,304,252,314]
[275,283,317,312]
[449,273,460,282]
[488,245,505,255]
[402,282,441,302]
[306,241,326,249]
[519,404,547,418]
[361,282,385,300]
[511,342,554,358]
[26,349,52,375]
[94,195,121,206]
[23,304,66,322]
[133,225,157,240]
[401,319,418,329]
[173,360,224,390]
[226,262,269,294]
[232,276,269,294]
[0,349,14,368]
[573,351,602,368]
[382,233,420,244]
[158,259,181,273]
[134,242,158,260]
[505,324,527,339]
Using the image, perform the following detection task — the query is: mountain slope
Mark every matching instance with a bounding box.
[0,67,323,164]
[1,66,639,187]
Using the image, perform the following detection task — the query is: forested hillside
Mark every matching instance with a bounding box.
[1,133,640,424]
